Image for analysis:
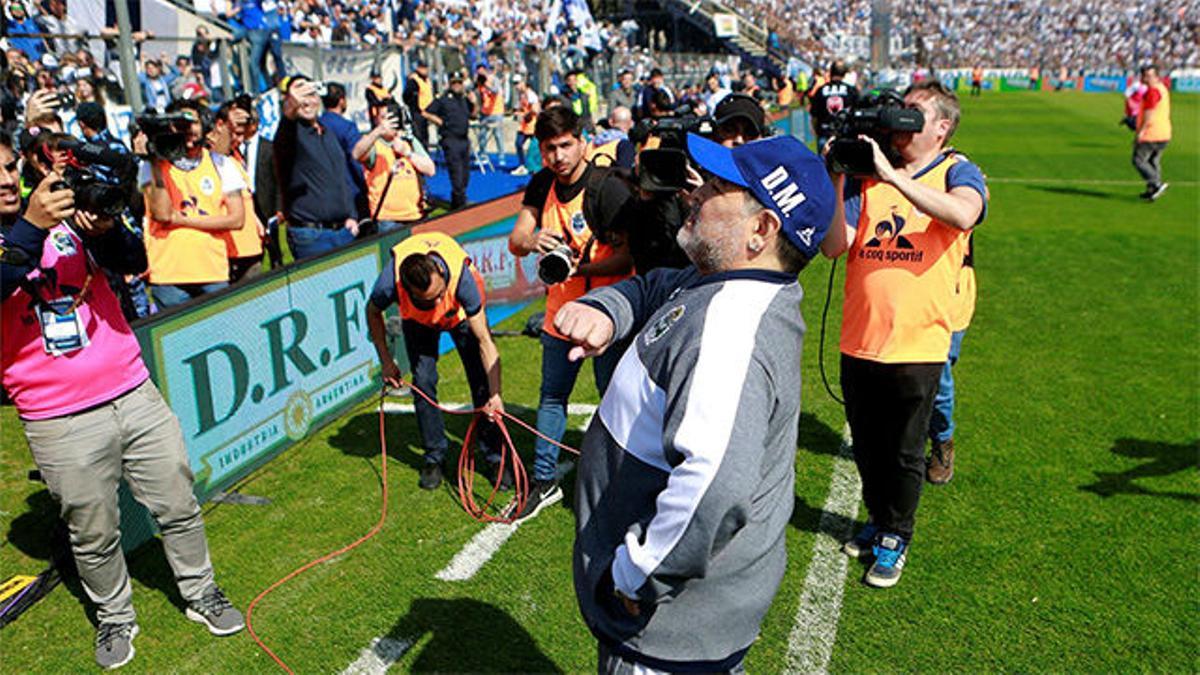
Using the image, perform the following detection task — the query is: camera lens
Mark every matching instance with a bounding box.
[537,247,574,285]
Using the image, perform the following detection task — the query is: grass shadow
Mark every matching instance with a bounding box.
[1080,437,1199,503]
[790,492,860,542]
[383,597,562,673]
[5,489,192,626]
[1028,185,1123,201]
[798,411,845,458]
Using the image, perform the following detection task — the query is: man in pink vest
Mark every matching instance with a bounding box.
[0,132,243,670]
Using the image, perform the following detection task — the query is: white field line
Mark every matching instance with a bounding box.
[785,422,861,675]
[339,636,414,675]
[987,177,1199,186]
[434,522,520,581]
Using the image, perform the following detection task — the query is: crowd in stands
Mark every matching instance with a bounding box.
[892,0,1199,70]
[725,0,1198,69]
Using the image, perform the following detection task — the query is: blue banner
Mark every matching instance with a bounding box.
[1083,75,1127,93]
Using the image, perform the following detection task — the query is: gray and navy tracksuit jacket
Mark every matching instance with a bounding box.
[573,265,806,670]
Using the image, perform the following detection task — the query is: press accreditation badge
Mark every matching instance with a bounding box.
[37,298,89,356]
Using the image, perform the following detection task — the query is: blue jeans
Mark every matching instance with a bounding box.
[403,319,500,465]
[929,329,966,444]
[151,281,228,309]
[478,115,504,159]
[532,333,621,481]
[248,21,284,93]
[377,220,415,235]
[515,132,530,168]
[287,225,355,261]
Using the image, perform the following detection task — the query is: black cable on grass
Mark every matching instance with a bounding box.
[818,257,845,406]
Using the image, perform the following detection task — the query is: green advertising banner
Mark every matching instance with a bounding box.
[118,196,532,551]
[140,246,382,501]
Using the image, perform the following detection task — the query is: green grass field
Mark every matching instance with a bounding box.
[3,90,1198,673]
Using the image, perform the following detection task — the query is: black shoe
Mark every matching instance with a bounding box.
[1149,182,1169,201]
[418,463,443,490]
[502,479,563,523]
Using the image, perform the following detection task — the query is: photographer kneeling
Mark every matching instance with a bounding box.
[506,106,635,522]
[0,133,243,670]
[820,80,989,589]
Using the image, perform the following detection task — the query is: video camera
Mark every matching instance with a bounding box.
[630,113,714,192]
[45,138,136,218]
[826,89,924,175]
[130,112,195,162]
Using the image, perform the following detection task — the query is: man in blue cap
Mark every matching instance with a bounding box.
[556,133,834,673]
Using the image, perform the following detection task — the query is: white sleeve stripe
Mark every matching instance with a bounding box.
[612,280,780,593]
[598,348,671,473]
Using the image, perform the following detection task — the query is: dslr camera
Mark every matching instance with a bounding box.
[537,237,576,285]
[826,89,924,175]
[44,138,136,218]
[131,112,195,162]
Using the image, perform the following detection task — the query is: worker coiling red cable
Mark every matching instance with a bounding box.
[245,378,581,673]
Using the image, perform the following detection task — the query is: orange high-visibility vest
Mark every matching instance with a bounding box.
[143,149,231,284]
[390,232,484,329]
[841,152,975,363]
[538,179,630,339]
[1138,82,1172,142]
[364,140,424,223]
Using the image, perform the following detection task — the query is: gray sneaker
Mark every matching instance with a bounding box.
[186,586,245,636]
[95,622,138,670]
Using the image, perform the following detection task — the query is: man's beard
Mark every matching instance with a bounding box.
[676,218,740,274]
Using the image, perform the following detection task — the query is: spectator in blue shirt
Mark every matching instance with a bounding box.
[6,2,46,61]
[319,83,371,219]
[139,59,175,111]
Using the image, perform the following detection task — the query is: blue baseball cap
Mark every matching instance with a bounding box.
[687,133,834,259]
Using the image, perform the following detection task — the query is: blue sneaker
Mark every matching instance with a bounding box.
[864,533,907,588]
[841,522,879,560]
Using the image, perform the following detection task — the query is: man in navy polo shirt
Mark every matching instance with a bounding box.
[274,76,358,260]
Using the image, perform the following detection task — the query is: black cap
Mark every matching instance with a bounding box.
[76,101,106,130]
[713,93,766,135]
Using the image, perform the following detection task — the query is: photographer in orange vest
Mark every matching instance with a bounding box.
[506,106,634,522]
[208,102,265,282]
[820,80,989,588]
[356,100,436,234]
[141,99,246,307]
[366,232,507,491]
[1133,65,1171,201]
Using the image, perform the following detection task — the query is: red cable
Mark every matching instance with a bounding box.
[244,380,582,673]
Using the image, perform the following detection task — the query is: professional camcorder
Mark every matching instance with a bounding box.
[630,113,714,192]
[131,112,195,162]
[44,137,136,218]
[826,89,924,175]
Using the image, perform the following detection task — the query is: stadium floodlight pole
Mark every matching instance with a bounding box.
[113,0,143,111]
